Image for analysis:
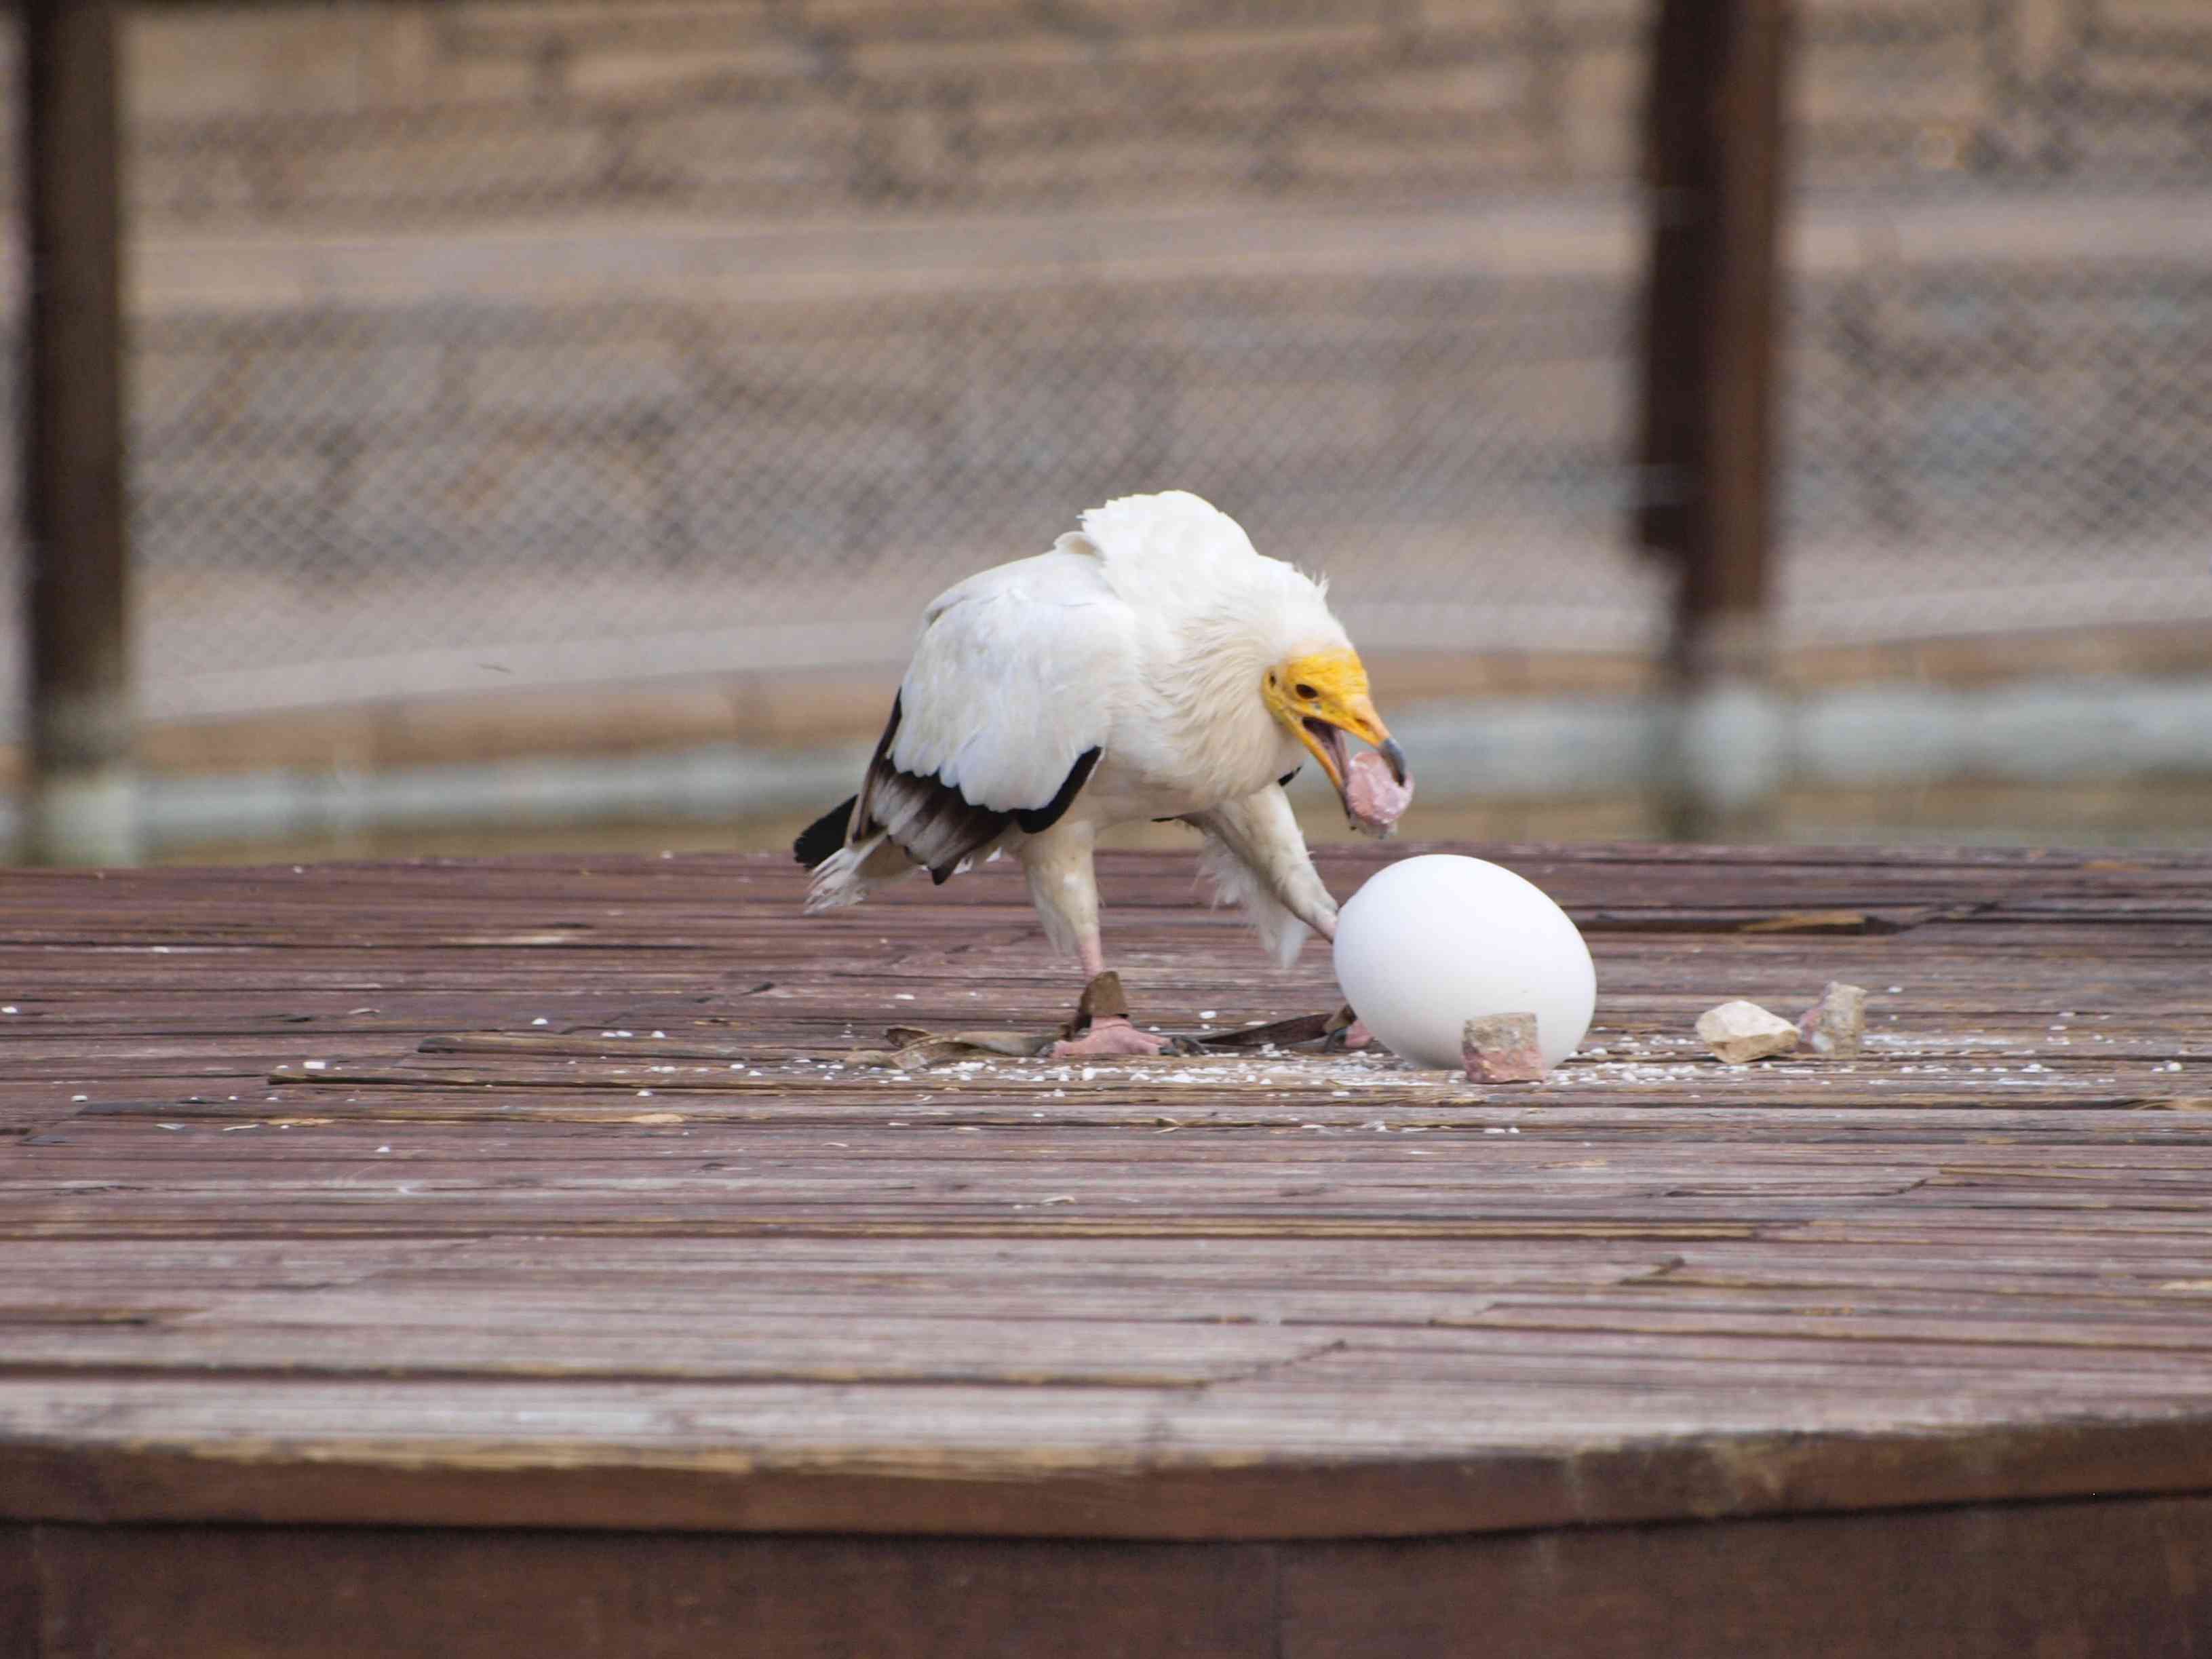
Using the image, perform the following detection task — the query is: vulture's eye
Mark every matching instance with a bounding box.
[1294,682,1319,701]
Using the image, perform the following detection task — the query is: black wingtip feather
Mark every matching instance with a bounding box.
[794,796,857,868]
[1013,747,1103,835]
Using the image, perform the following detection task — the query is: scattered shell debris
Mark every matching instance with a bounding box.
[452,1000,2165,1107]
[741,1028,2098,1093]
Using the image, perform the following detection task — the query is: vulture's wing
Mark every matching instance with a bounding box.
[855,547,1134,882]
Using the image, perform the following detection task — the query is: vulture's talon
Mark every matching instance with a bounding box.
[1321,1003,1378,1053]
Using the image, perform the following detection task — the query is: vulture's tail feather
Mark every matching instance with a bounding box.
[804,832,912,913]
[794,796,856,869]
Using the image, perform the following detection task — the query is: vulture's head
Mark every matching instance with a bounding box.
[1262,647,1412,835]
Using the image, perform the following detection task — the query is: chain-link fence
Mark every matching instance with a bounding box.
[4,0,2209,728]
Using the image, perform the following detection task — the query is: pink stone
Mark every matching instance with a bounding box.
[1462,1011,1547,1082]
[1345,749,1414,837]
[1796,981,1869,1057]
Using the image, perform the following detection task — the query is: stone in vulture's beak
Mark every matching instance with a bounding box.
[1266,649,1414,835]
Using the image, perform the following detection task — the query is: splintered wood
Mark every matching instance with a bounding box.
[0,842,2209,1560]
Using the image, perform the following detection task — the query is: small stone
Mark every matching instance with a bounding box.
[1696,1000,1800,1064]
[1797,981,1869,1057]
[1344,749,1414,838]
[1462,1012,1547,1082]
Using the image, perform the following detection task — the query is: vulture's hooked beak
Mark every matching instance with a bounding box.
[1268,652,1414,831]
[1297,702,1403,794]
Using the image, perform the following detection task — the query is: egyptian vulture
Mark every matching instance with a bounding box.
[794,490,1412,1057]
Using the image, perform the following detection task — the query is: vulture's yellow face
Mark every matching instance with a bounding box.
[1262,648,1408,809]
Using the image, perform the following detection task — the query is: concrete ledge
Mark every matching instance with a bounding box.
[0,661,2198,861]
[50,622,2204,787]
[1,627,2206,858]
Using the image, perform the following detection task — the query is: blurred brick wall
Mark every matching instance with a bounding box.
[95,1,2212,227]
[1,1,2206,727]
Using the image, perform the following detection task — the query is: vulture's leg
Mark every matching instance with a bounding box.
[1186,787,1336,967]
[1023,821,1176,1059]
[1188,787,1377,1048]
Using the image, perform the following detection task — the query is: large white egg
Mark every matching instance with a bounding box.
[1332,854,1596,1071]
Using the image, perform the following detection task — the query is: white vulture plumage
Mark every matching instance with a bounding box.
[794,490,1412,1057]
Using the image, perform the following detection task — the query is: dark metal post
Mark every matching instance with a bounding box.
[20,0,138,864]
[1637,0,1793,841]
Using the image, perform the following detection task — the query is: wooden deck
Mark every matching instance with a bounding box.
[3,842,2211,1655]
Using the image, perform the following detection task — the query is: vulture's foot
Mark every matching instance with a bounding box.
[1053,1016,1176,1059]
[1050,971,1183,1059]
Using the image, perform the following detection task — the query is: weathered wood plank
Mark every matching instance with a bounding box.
[4,1380,2212,1543]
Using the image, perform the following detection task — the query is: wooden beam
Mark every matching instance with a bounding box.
[20,0,138,865]
[12,1491,2212,1657]
[1636,0,1793,840]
